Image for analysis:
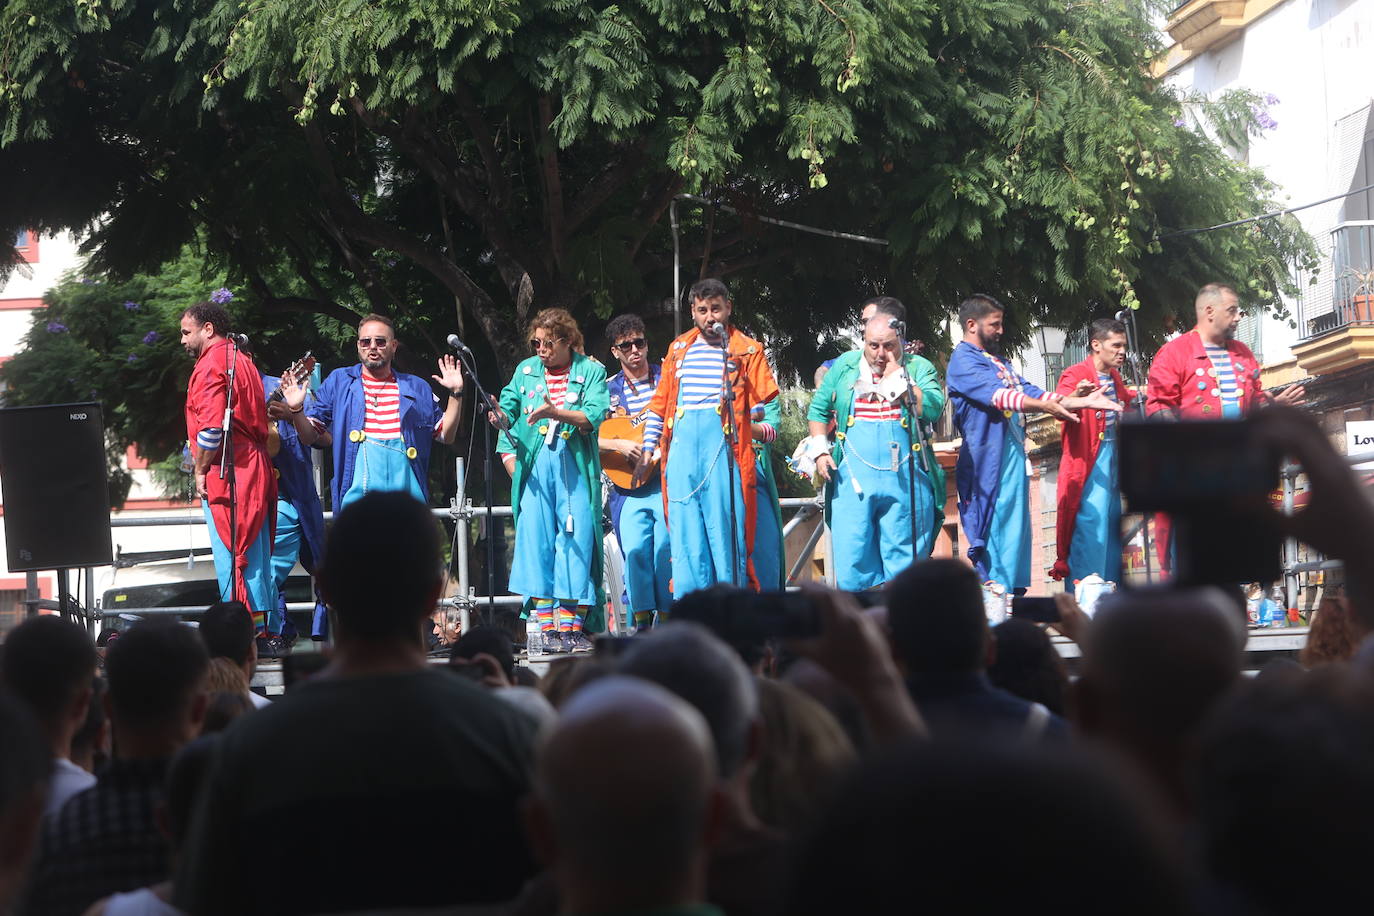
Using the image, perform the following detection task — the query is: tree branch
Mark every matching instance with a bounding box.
[452,83,511,211]
[565,142,648,235]
[299,118,521,368]
[354,98,549,300]
[626,174,684,260]
[537,94,567,270]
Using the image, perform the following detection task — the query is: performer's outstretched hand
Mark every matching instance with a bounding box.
[1271,383,1307,408]
[529,394,559,425]
[280,373,309,411]
[1062,386,1124,414]
[432,354,465,395]
[815,454,836,482]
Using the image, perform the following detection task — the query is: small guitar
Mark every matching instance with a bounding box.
[266,353,316,457]
[600,411,655,489]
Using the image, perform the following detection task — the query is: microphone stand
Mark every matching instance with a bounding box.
[218,336,240,605]
[453,344,502,622]
[716,327,742,588]
[1117,308,1155,583]
[891,325,931,558]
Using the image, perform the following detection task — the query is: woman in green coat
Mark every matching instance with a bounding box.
[491,308,609,653]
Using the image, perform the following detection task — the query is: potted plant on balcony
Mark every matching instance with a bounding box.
[1342,267,1374,324]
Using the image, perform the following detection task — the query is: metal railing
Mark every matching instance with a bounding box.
[98,457,832,635]
[1305,222,1374,338]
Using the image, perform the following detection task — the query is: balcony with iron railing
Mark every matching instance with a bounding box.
[1292,222,1374,377]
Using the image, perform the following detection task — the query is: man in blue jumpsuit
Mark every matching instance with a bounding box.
[947,294,1120,594]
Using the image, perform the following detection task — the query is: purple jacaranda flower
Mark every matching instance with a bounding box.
[1256,112,1278,131]
[46,321,68,333]
[142,331,159,344]
[79,278,93,285]
[1264,93,1279,106]
[127,353,139,363]
[210,287,234,304]
[1173,117,1186,127]
[123,300,140,311]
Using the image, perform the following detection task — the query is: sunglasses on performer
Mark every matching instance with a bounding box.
[613,338,647,351]
[357,337,391,348]
[529,337,565,352]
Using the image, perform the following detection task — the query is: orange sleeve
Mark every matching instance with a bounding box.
[746,349,779,405]
[648,343,675,419]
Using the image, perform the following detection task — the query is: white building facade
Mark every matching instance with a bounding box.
[1159,0,1374,358]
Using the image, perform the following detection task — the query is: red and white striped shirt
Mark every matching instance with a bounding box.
[983,353,1061,413]
[362,374,402,438]
[543,367,569,409]
[853,374,903,422]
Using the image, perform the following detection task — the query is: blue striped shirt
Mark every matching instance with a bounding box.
[678,338,727,405]
[610,371,656,415]
[642,338,728,450]
[1203,345,1240,408]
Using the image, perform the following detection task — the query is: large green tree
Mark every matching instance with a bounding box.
[0,0,1316,380]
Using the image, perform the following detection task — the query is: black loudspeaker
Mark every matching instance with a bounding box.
[0,402,113,571]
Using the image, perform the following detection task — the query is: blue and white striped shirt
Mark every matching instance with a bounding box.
[610,372,656,415]
[642,338,728,450]
[678,338,726,405]
[1203,345,1240,409]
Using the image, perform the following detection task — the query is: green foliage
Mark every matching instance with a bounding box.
[0,0,1317,385]
[769,388,816,500]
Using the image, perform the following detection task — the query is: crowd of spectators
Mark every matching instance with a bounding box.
[0,405,1373,915]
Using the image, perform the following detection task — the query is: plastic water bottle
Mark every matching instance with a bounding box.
[526,613,543,659]
[1270,589,1288,630]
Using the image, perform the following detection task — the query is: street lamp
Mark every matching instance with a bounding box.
[1035,325,1067,392]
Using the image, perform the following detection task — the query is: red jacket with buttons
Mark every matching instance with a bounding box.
[1146,330,1267,419]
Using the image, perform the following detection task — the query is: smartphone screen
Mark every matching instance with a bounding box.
[1009,597,1060,623]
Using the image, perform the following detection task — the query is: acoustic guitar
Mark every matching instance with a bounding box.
[266,353,316,458]
[600,411,656,489]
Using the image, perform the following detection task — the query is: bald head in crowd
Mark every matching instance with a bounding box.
[528,676,720,914]
[1072,586,1245,814]
[615,621,759,780]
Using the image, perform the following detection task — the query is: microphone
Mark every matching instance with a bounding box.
[888,317,906,333]
[446,334,472,353]
[710,321,727,342]
[1114,310,1127,321]
[229,333,251,349]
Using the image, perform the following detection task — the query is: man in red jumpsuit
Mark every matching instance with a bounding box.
[181,302,277,633]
